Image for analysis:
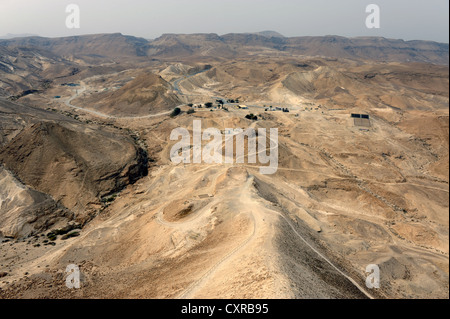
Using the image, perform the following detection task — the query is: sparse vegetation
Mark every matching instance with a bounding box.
[61,231,80,240]
[101,193,118,204]
[45,224,82,241]
[40,79,52,89]
[47,234,57,241]
[245,114,258,121]
[170,107,181,117]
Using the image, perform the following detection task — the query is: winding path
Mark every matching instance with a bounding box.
[161,173,374,299]
[64,81,172,119]
[176,176,257,299]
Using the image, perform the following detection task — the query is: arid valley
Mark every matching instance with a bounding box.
[0,32,448,299]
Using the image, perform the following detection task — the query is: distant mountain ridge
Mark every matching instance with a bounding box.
[0,33,38,39]
[250,31,285,38]
[0,33,150,58]
[0,32,448,64]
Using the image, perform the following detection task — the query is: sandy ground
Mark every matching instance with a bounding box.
[1,59,448,299]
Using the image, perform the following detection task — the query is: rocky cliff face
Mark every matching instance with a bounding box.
[0,121,148,220]
[0,103,149,237]
[0,166,72,238]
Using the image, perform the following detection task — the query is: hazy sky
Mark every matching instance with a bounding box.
[0,0,448,42]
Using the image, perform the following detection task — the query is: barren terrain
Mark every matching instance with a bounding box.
[0,33,448,299]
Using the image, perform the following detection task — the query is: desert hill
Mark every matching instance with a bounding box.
[0,33,150,60]
[1,33,448,64]
[0,46,76,97]
[0,98,149,235]
[72,72,182,116]
[284,36,449,65]
[1,33,447,104]
[0,32,448,300]
[1,103,447,298]
[0,165,71,238]
[172,58,448,112]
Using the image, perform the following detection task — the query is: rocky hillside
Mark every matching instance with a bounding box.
[74,72,182,116]
[0,99,149,236]
[1,33,448,64]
